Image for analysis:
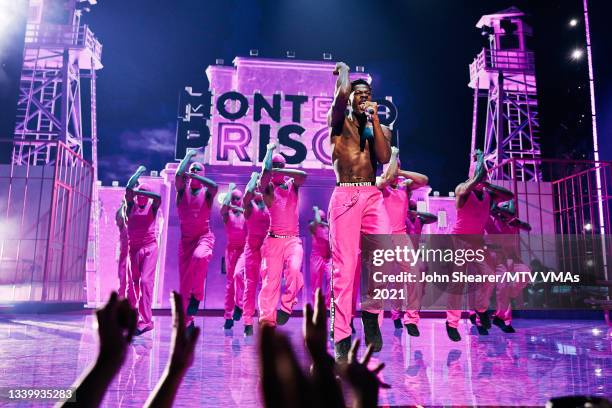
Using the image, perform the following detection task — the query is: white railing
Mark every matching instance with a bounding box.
[470,48,535,82]
[24,23,102,61]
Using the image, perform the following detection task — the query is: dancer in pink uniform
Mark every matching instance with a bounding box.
[377,150,429,337]
[221,184,247,330]
[125,166,161,336]
[328,62,393,361]
[446,150,514,341]
[115,199,129,299]
[241,172,270,336]
[485,200,532,333]
[257,142,307,327]
[308,206,331,306]
[175,148,218,329]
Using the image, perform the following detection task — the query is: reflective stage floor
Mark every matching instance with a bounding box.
[0,314,610,407]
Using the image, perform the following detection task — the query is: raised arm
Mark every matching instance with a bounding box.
[271,168,307,187]
[127,165,147,190]
[186,173,218,205]
[399,170,429,190]
[115,200,127,228]
[328,62,351,133]
[133,189,162,211]
[220,183,236,223]
[260,142,276,187]
[176,149,198,193]
[455,149,487,209]
[376,147,400,189]
[483,182,514,204]
[242,172,259,219]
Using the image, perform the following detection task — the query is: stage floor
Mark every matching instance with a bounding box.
[0,315,610,407]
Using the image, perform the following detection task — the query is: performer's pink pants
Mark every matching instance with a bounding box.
[224,246,245,319]
[118,242,129,299]
[243,238,265,325]
[258,236,304,326]
[127,241,158,331]
[310,250,331,306]
[179,231,215,326]
[447,261,495,328]
[328,186,391,343]
[494,263,529,324]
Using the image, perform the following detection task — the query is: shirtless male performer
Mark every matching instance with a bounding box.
[328,61,393,361]
[446,150,514,341]
[175,148,218,328]
[220,184,247,330]
[258,143,307,327]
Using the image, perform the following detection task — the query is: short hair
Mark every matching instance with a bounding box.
[351,79,372,91]
[272,153,286,168]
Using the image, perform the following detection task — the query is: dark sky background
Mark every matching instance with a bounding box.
[2,0,612,194]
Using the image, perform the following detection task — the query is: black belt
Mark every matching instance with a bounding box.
[268,232,299,238]
[336,181,375,187]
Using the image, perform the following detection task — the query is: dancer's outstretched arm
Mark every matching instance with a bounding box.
[221,183,236,223]
[328,62,351,133]
[242,172,259,218]
[271,168,308,187]
[455,149,487,209]
[144,292,200,408]
[176,149,199,193]
[483,182,514,204]
[415,211,438,225]
[376,147,400,189]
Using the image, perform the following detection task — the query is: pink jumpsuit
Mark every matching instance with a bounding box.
[310,222,331,306]
[485,217,530,325]
[243,204,270,325]
[127,201,158,331]
[258,178,304,326]
[329,185,391,343]
[177,190,215,326]
[117,222,129,299]
[383,185,421,325]
[447,190,492,328]
[224,210,247,320]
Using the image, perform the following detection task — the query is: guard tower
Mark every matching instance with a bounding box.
[469,7,541,181]
[0,0,102,303]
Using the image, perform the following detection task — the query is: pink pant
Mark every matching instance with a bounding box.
[179,231,215,326]
[127,242,158,331]
[494,262,529,324]
[310,250,331,306]
[243,237,265,325]
[118,243,129,299]
[447,261,495,328]
[224,246,245,319]
[258,236,304,326]
[328,186,391,342]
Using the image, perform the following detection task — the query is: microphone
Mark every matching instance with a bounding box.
[365,106,375,122]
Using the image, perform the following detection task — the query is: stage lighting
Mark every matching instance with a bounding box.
[286,51,295,58]
[569,18,578,27]
[215,59,224,65]
[571,49,583,60]
[112,181,119,187]
[356,66,364,73]
[249,49,259,57]
[150,171,158,177]
[323,53,332,60]
[584,222,592,231]
[448,192,455,197]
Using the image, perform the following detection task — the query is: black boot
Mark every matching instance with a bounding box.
[276,310,290,325]
[232,306,243,321]
[361,311,383,352]
[350,318,356,334]
[405,323,420,337]
[477,310,491,329]
[446,322,461,342]
[334,336,352,363]
[492,316,516,333]
[393,318,403,329]
[469,313,489,335]
[223,319,234,330]
[244,325,253,336]
[187,295,200,316]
